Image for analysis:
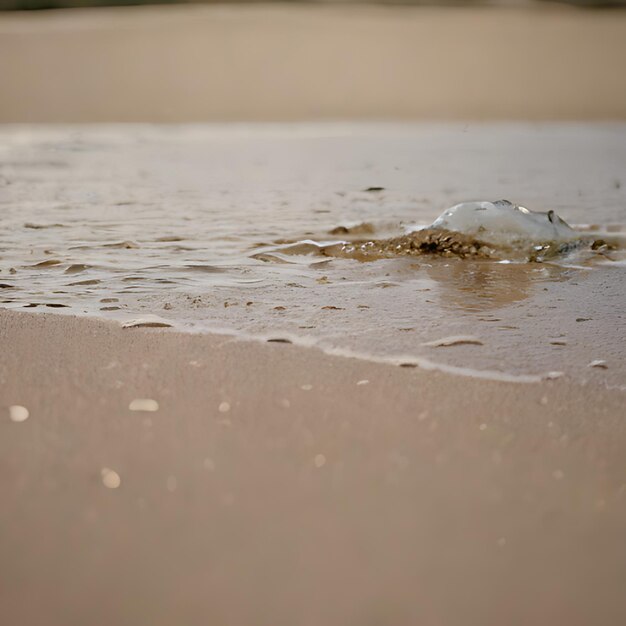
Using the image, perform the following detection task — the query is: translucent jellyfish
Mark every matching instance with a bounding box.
[425,200,578,246]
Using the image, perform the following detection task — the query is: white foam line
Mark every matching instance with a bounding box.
[319,345,559,384]
[5,308,560,385]
[185,323,561,385]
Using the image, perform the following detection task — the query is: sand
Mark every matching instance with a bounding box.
[1,4,626,122]
[2,308,626,625]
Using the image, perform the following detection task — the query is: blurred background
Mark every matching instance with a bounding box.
[0,0,625,121]
[3,0,626,10]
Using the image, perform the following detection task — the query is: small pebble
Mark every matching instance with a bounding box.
[129,398,159,412]
[422,335,483,347]
[101,468,121,489]
[122,318,172,329]
[544,371,563,380]
[314,454,327,468]
[218,401,231,413]
[588,360,608,369]
[300,384,313,391]
[356,379,369,386]
[8,405,29,422]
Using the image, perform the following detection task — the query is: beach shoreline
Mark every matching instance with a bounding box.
[2,2,626,618]
[2,122,625,390]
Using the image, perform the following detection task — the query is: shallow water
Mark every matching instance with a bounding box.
[1,123,625,385]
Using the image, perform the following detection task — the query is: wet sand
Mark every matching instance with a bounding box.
[2,309,626,625]
[1,4,626,122]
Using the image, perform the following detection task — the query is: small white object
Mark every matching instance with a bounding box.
[588,360,608,369]
[544,371,564,380]
[356,379,369,386]
[9,405,29,422]
[314,454,327,468]
[218,401,231,413]
[101,468,121,489]
[122,317,172,329]
[129,398,159,412]
[422,335,483,347]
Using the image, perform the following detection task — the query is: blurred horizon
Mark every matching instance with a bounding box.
[1,2,626,122]
[3,0,626,11]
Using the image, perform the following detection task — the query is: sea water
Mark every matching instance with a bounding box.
[1,123,625,385]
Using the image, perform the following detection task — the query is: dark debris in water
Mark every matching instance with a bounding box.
[155,236,185,242]
[271,227,614,264]
[24,222,65,229]
[328,223,375,236]
[21,302,69,308]
[103,241,140,249]
[251,252,293,264]
[30,260,63,268]
[336,230,496,261]
[65,264,91,274]
[184,264,225,273]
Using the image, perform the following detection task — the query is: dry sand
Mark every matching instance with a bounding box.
[1,4,626,122]
[2,308,626,625]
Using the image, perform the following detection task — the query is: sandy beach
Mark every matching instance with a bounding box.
[1,3,626,624]
[1,118,626,625]
[2,309,626,625]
